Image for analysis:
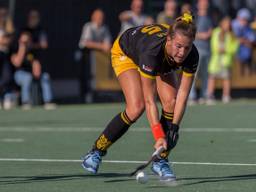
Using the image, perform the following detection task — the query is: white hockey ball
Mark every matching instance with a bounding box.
[136,171,148,184]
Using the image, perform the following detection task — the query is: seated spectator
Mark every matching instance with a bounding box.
[232,8,256,76]
[78,9,112,103]
[23,9,48,59]
[156,0,177,25]
[119,0,148,34]
[206,16,239,105]
[11,31,56,110]
[0,30,16,109]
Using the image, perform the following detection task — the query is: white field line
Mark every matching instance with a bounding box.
[0,138,24,143]
[0,127,256,133]
[0,158,256,166]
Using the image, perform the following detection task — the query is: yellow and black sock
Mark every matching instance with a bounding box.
[160,109,174,132]
[93,111,134,155]
[160,109,174,159]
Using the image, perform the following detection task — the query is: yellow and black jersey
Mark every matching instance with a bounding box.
[118,24,199,78]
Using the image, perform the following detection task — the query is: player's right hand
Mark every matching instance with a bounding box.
[167,123,179,150]
[154,137,167,150]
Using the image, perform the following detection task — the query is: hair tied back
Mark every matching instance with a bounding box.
[181,13,193,24]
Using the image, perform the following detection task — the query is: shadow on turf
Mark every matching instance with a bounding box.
[180,173,256,186]
[146,174,256,188]
[1,173,256,186]
[0,173,131,185]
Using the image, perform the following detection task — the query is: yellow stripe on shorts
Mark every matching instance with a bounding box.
[138,68,156,79]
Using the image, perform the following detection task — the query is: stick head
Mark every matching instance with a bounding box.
[130,146,166,176]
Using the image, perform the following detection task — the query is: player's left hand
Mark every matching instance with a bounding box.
[167,123,179,150]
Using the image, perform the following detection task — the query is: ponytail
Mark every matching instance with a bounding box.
[168,12,197,39]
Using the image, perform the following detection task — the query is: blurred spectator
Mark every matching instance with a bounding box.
[144,16,155,25]
[23,9,48,67]
[206,17,239,105]
[232,8,256,76]
[11,31,56,110]
[0,7,15,35]
[79,9,112,52]
[250,16,256,73]
[0,30,16,110]
[180,2,192,15]
[189,0,213,105]
[119,0,148,34]
[78,9,112,103]
[250,15,256,30]
[156,0,177,25]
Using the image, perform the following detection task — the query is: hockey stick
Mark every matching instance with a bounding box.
[130,146,165,176]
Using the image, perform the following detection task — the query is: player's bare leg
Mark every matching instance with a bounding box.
[82,69,145,174]
[150,73,178,181]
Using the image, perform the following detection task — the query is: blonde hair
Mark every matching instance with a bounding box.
[168,12,196,39]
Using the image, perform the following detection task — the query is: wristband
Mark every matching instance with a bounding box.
[151,123,165,141]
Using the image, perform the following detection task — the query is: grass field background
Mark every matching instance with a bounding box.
[0,100,256,192]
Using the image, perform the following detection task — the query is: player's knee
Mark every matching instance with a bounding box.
[161,97,176,111]
[126,100,145,120]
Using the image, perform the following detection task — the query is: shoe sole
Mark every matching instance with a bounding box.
[160,176,176,182]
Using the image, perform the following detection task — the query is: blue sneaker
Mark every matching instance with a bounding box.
[81,150,102,174]
[151,159,176,181]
